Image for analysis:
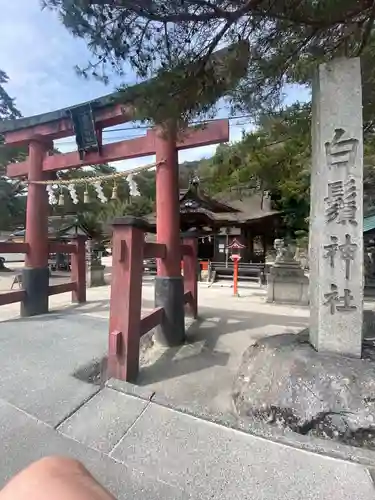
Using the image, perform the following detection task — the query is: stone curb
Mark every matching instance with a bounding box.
[106,378,375,472]
[367,468,375,489]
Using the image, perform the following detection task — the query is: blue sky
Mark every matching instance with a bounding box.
[0,1,310,171]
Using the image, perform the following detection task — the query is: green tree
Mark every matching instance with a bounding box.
[54,163,156,245]
[199,103,311,238]
[198,101,375,239]
[363,135,375,212]
[43,1,375,120]
[0,70,26,232]
[133,170,156,200]
[0,70,21,120]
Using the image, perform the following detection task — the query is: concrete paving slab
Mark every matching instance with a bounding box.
[0,398,190,500]
[0,314,108,426]
[58,388,148,453]
[136,305,308,419]
[1,282,374,485]
[111,402,375,500]
[106,379,155,401]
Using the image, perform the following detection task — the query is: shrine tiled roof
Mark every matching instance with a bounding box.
[212,191,279,222]
[145,188,280,226]
[9,216,90,240]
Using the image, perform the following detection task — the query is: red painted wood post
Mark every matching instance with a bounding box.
[71,235,87,303]
[107,217,146,381]
[233,258,239,296]
[182,237,198,318]
[21,138,51,317]
[155,124,181,278]
[24,138,50,269]
[154,123,185,345]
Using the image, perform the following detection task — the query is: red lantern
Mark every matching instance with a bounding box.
[226,238,245,296]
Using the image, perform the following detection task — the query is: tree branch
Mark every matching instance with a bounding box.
[91,0,375,28]
[356,0,375,55]
[163,22,172,63]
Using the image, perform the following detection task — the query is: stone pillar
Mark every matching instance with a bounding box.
[87,257,106,287]
[71,235,87,303]
[21,138,50,317]
[84,239,105,287]
[267,239,309,305]
[182,235,198,318]
[154,124,185,346]
[309,57,363,357]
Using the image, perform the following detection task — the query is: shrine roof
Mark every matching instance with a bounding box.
[9,216,90,240]
[179,187,237,213]
[213,191,279,222]
[146,188,280,226]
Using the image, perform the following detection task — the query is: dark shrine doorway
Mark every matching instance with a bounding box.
[198,237,214,260]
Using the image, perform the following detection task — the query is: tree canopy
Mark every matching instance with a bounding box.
[38,1,375,244]
[52,163,155,242]
[0,70,26,231]
[197,103,311,239]
[197,101,375,241]
[54,158,199,243]
[42,0,375,121]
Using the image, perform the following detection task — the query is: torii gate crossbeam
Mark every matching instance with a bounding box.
[6,120,228,177]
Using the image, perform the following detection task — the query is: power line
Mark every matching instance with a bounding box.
[56,120,253,146]
[55,114,254,145]
[98,114,253,133]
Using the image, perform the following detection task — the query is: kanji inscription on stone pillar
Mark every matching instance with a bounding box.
[309,57,363,358]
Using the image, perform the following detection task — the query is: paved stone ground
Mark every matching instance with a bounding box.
[0,281,374,498]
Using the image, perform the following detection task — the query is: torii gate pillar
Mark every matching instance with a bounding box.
[22,138,51,317]
[154,125,185,345]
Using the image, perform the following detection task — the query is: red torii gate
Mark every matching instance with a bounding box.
[0,91,229,379]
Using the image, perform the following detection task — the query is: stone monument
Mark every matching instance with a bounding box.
[267,239,309,305]
[87,255,106,287]
[233,58,375,448]
[309,57,363,358]
[86,241,106,287]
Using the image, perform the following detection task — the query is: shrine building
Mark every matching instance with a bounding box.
[146,179,283,266]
